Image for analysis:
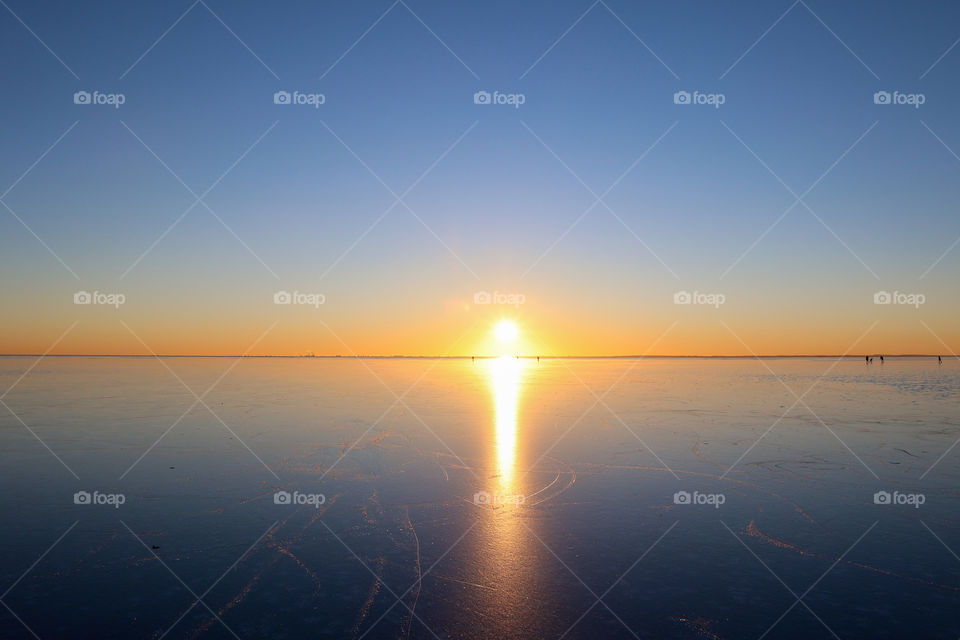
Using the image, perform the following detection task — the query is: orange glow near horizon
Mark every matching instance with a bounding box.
[1,295,959,356]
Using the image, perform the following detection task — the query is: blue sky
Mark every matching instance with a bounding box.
[2,0,960,355]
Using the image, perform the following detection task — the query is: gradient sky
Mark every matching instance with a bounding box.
[2,0,960,356]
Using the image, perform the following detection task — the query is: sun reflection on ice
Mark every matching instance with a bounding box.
[489,355,522,493]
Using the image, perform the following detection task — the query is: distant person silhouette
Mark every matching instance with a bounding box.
[939,355,943,364]
[880,355,884,363]
[865,355,869,363]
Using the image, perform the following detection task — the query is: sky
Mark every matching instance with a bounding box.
[1,0,960,356]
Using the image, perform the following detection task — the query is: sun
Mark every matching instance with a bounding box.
[495,320,518,344]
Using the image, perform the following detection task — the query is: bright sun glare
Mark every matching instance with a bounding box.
[495,321,518,344]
